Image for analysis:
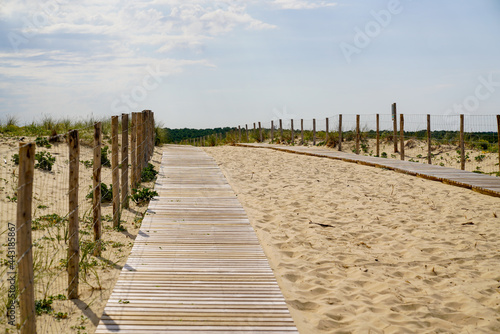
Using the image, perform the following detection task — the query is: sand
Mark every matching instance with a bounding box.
[204,145,500,334]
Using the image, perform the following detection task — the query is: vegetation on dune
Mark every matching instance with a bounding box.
[0,115,169,146]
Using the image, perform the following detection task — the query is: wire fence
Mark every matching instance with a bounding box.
[0,110,158,334]
[188,109,500,177]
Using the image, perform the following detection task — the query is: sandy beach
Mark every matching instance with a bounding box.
[204,145,500,334]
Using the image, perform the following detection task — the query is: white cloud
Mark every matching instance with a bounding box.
[0,0,277,120]
[272,0,337,10]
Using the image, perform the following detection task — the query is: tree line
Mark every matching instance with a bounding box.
[164,127,235,143]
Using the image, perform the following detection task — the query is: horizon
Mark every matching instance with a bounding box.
[1,0,499,129]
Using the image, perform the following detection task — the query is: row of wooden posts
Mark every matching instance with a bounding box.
[15,110,155,334]
[191,104,500,173]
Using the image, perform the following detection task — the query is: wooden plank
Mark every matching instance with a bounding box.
[95,146,298,333]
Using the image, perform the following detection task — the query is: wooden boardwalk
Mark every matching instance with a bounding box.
[237,143,500,197]
[95,145,298,333]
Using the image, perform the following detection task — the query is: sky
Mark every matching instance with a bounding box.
[0,0,499,129]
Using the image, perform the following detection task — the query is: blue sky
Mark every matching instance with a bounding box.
[1,0,499,128]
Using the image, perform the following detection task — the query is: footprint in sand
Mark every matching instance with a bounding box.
[288,299,320,311]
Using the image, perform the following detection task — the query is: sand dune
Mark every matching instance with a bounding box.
[205,145,500,334]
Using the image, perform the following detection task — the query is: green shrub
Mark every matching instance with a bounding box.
[35,151,56,171]
[11,153,19,165]
[381,152,388,158]
[81,159,93,168]
[35,137,52,148]
[86,183,113,203]
[141,163,158,182]
[132,187,158,204]
[475,154,486,162]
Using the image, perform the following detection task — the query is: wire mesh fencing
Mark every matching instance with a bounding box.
[0,110,160,334]
[226,111,499,177]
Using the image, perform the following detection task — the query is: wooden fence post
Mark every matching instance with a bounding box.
[131,113,137,191]
[291,119,294,144]
[376,114,380,157]
[427,114,432,164]
[143,111,148,166]
[279,119,283,143]
[245,124,249,142]
[338,114,343,151]
[400,114,405,160]
[259,122,262,142]
[112,116,120,228]
[17,142,36,334]
[144,110,151,162]
[149,110,154,159]
[138,112,144,174]
[300,119,304,145]
[355,115,360,154]
[271,121,274,143]
[460,114,465,170]
[68,130,79,300]
[121,114,129,209]
[140,112,146,179]
[313,118,316,145]
[93,122,102,257]
[497,115,500,174]
[326,117,329,143]
[392,103,398,153]
[238,126,241,142]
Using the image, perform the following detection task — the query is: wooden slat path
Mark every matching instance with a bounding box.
[237,143,500,197]
[95,145,298,334]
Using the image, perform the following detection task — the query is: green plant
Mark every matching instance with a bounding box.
[360,142,369,153]
[475,154,486,162]
[54,312,68,320]
[131,187,158,204]
[381,152,387,158]
[6,195,17,202]
[141,163,158,182]
[11,153,19,165]
[32,213,67,231]
[35,294,67,317]
[35,137,52,148]
[35,151,56,171]
[35,298,53,315]
[86,183,113,202]
[81,160,93,168]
